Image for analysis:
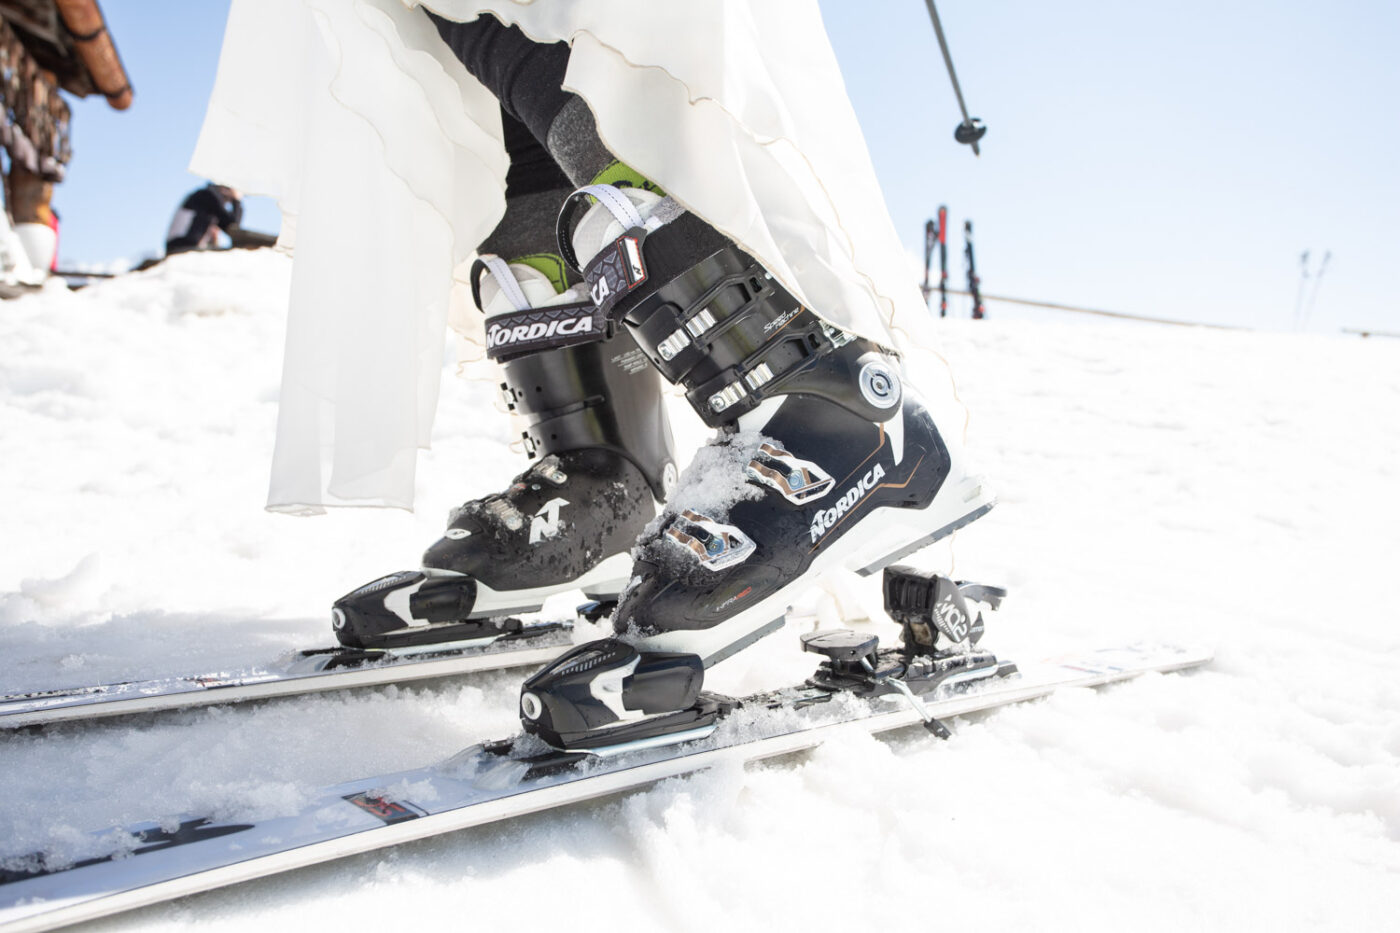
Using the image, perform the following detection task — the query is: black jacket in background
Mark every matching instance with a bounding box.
[166,186,242,254]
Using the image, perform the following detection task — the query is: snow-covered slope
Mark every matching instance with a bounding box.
[2,250,1398,930]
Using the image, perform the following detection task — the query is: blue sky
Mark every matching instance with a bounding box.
[54,1,1398,333]
[57,2,282,265]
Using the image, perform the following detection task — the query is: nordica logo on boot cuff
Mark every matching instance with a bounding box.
[484,306,601,360]
[486,315,593,350]
[809,463,886,543]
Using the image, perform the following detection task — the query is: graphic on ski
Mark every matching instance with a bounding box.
[0,638,1211,933]
[0,617,577,730]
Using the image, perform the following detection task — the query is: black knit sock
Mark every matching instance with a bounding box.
[474,109,575,291]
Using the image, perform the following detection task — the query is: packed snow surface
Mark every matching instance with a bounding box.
[2,250,1399,930]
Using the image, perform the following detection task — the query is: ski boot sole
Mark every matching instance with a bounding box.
[334,553,632,650]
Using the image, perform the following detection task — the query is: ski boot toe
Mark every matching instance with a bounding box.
[332,451,650,651]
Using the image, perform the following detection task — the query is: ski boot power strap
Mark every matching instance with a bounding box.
[472,255,611,364]
[558,186,904,429]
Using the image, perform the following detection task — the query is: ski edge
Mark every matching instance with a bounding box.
[0,644,567,730]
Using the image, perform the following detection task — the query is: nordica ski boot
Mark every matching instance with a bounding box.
[518,185,996,750]
[332,257,677,651]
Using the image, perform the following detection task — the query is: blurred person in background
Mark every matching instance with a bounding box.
[165,182,241,255]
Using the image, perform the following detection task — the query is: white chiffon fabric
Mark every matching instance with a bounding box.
[191,0,952,515]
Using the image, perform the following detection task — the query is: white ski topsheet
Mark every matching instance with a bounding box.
[0,630,572,729]
[0,643,1211,933]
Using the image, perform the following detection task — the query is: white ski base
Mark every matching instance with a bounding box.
[0,642,1211,933]
[0,626,573,729]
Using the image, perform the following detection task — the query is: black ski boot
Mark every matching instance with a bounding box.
[332,258,677,651]
[518,186,995,749]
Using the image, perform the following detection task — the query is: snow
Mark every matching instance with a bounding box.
[3,249,1399,930]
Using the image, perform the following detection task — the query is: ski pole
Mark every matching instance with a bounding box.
[1293,250,1310,331]
[921,0,986,155]
[1301,250,1331,330]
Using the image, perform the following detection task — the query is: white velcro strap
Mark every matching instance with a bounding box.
[648,197,685,230]
[576,183,645,231]
[480,255,533,312]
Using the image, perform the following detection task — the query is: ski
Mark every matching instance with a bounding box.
[937,204,949,317]
[964,218,985,319]
[918,206,949,318]
[0,616,579,730]
[0,637,1211,933]
[921,217,936,307]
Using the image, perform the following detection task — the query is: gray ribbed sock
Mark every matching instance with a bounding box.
[544,98,621,187]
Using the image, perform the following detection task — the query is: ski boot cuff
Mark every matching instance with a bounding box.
[471,255,609,364]
[557,185,725,318]
[468,254,677,501]
[497,331,675,502]
[621,246,904,428]
[558,187,903,429]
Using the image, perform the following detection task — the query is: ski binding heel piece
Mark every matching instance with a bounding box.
[882,565,1007,653]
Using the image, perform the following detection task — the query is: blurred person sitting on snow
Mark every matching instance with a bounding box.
[191,2,993,749]
[165,182,242,256]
